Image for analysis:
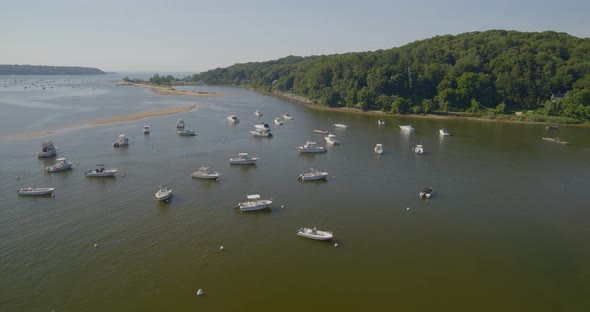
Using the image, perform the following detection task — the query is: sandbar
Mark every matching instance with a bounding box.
[118,82,230,97]
[90,105,198,125]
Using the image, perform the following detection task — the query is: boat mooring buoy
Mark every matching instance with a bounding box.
[406,207,410,211]
[197,289,204,296]
[334,243,339,247]
[219,245,224,251]
[94,243,98,248]
[281,205,284,208]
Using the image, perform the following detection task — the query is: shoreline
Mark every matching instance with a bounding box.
[273,92,590,127]
[117,82,231,97]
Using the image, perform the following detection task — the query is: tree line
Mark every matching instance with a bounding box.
[0,65,106,75]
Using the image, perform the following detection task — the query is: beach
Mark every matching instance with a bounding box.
[118,82,230,97]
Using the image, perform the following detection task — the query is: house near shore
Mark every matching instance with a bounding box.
[551,92,566,101]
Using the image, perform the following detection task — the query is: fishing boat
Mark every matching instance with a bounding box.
[333,123,348,128]
[420,187,433,199]
[17,187,55,196]
[545,125,559,130]
[229,153,258,165]
[155,185,173,201]
[377,120,385,126]
[236,194,272,212]
[282,113,294,120]
[399,125,415,132]
[227,115,240,123]
[313,129,328,134]
[298,168,328,181]
[296,141,327,153]
[297,227,333,241]
[254,110,263,117]
[37,140,57,158]
[177,129,197,136]
[542,137,569,144]
[274,118,283,126]
[45,158,74,173]
[192,166,221,180]
[254,122,271,132]
[439,127,451,136]
[113,134,129,147]
[176,119,185,128]
[374,143,384,155]
[414,144,424,154]
[85,164,118,177]
[250,130,273,137]
[325,134,340,145]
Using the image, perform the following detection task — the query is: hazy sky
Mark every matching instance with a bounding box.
[2,0,589,72]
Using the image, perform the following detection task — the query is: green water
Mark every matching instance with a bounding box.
[1,77,589,311]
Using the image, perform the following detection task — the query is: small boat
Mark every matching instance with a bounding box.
[439,127,451,136]
[254,110,263,117]
[282,114,294,120]
[178,129,197,136]
[192,166,221,180]
[414,144,424,155]
[377,120,385,126]
[176,119,185,128]
[17,187,55,196]
[296,141,327,153]
[155,185,173,201]
[227,115,240,123]
[298,168,328,181]
[45,158,74,173]
[113,134,129,147]
[399,125,415,132]
[420,187,433,199]
[85,164,117,177]
[313,129,328,134]
[542,137,569,144]
[333,123,348,128]
[236,194,272,212]
[254,123,271,132]
[324,134,340,145]
[37,140,57,158]
[546,125,559,130]
[229,153,258,165]
[274,118,283,126]
[143,125,150,134]
[250,130,273,137]
[374,144,384,155]
[297,227,333,240]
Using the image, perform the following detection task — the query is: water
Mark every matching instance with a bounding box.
[1,76,590,311]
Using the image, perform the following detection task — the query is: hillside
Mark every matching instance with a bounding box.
[191,30,590,122]
[0,64,106,75]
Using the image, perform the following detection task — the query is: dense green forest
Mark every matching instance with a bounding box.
[0,65,106,75]
[191,30,590,123]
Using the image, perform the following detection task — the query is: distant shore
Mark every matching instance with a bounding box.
[117,82,230,97]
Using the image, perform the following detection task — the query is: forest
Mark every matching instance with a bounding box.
[190,30,590,123]
[0,65,106,75]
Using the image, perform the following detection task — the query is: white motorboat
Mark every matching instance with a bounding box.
[296,141,327,153]
[143,125,150,134]
[298,168,328,181]
[313,129,328,134]
[414,144,424,155]
[250,130,273,137]
[254,122,271,132]
[274,118,283,126]
[374,143,384,155]
[439,127,451,136]
[254,110,263,117]
[113,134,129,147]
[37,140,57,158]
[192,166,221,180]
[325,134,340,145]
[282,114,294,120]
[420,187,433,199]
[85,165,118,177]
[227,115,240,123]
[297,227,333,241]
[542,137,569,144]
[176,119,185,128]
[236,194,272,212]
[178,129,197,136]
[229,153,258,165]
[333,123,348,128]
[45,158,74,173]
[399,125,415,132]
[155,185,173,201]
[17,187,55,196]
[377,120,385,126]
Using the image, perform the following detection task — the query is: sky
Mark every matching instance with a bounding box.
[2,0,589,72]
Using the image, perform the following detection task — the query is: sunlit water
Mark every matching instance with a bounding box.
[1,75,589,311]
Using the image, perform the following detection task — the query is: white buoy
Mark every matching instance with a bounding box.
[51,194,55,197]
[197,289,204,296]
[281,205,284,208]
[334,243,339,247]
[406,207,410,210]
[94,243,98,248]
[120,174,124,177]
[219,245,224,251]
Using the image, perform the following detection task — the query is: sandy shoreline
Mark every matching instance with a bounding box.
[118,82,231,97]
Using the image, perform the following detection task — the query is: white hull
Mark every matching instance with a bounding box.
[299,172,328,181]
[18,187,55,196]
[178,130,197,136]
[400,125,415,132]
[439,129,451,136]
[46,163,73,173]
[192,172,220,180]
[325,135,339,145]
[297,228,333,240]
[297,147,327,153]
[38,150,57,158]
[227,115,240,123]
[282,114,294,120]
[313,130,328,134]
[237,199,272,212]
[250,131,273,137]
[85,169,118,177]
[333,124,348,128]
[229,159,257,164]
[156,190,173,201]
[274,118,283,125]
[374,144,384,155]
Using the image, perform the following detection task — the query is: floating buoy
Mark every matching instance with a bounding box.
[219,246,224,251]
[197,289,204,296]
[120,174,124,177]
[334,243,339,247]
[281,205,284,208]
[16,176,20,180]
[51,194,55,197]
[94,243,98,248]
[406,207,410,211]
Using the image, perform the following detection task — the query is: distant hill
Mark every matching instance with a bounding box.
[0,64,106,75]
[191,30,590,122]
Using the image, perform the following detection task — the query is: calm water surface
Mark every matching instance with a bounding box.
[1,76,589,311]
